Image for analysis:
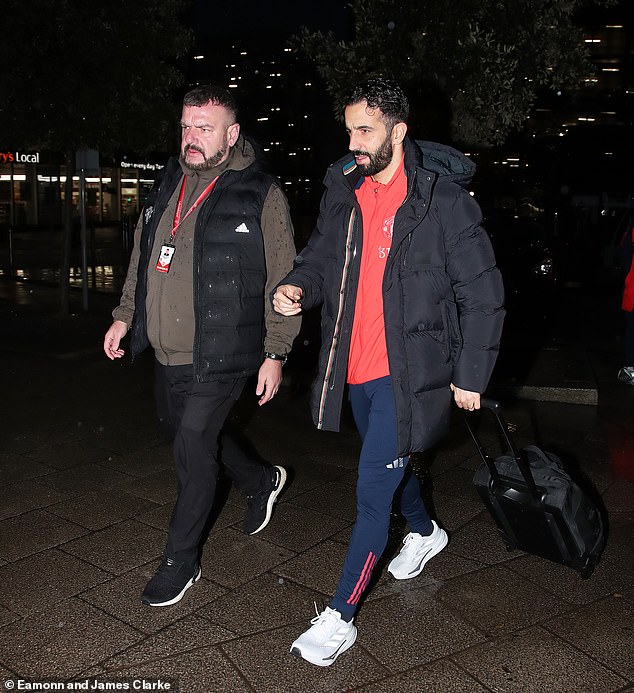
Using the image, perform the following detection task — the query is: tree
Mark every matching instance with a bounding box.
[0,0,192,313]
[293,0,615,146]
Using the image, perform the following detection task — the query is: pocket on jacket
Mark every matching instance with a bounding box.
[414,323,450,365]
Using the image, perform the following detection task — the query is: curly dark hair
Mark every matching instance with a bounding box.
[344,77,409,130]
[183,85,238,123]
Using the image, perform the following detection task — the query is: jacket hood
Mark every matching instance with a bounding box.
[327,138,476,190]
[415,140,475,188]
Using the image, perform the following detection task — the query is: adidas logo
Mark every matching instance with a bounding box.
[386,457,406,469]
[235,222,250,233]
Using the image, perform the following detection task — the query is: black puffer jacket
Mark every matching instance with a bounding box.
[282,138,505,455]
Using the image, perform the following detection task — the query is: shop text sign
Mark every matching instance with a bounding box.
[0,150,40,164]
[120,161,164,171]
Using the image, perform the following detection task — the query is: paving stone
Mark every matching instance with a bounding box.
[273,539,348,597]
[452,625,627,693]
[101,615,236,668]
[0,549,111,615]
[508,545,634,605]
[448,514,526,566]
[545,595,634,678]
[603,479,634,512]
[120,468,178,504]
[358,591,486,672]
[274,456,352,502]
[1,286,634,693]
[82,565,227,634]
[0,598,141,678]
[431,489,484,531]
[0,509,88,562]
[134,502,178,532]
[437,564,571,635]
[255,502,350,552]
[0,479,69,520]
[0,453,54,483]
[101,646,250,693]
[46,489,160,530]
[94,443,173,477]
[24,439,120,470]
[197,572,327,635]
[198,528,295,588]
[289,481,358,521]
[61,520,167,574]
[351,655,489,692]
[0,604,20,628]
[33,462,132,495]
[366,550,486,605]
[221,623,388,692]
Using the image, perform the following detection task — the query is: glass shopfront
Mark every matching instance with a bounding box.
[0,149,165,229]
[120,161,165,221]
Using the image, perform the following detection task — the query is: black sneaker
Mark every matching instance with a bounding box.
[244,465,287,535]
[141,557,201,607]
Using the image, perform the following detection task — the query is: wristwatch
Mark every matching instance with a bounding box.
[264,351,288,365]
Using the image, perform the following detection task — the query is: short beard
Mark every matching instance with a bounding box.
[182,143,228,171]
[353,133,393,177]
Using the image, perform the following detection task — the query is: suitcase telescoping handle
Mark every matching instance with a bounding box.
[464,398,542,501]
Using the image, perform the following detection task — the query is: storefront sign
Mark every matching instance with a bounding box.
[120,161,164,171]
[0,150,40,164]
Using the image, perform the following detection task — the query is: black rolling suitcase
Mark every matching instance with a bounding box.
[464,398,606,578]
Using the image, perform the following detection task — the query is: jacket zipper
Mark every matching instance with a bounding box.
[317,207,357,428]
[193,174,226,382]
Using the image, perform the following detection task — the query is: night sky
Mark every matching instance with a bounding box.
[193,0,351,41]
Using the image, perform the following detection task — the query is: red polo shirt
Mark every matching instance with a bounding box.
[348,160,407,384]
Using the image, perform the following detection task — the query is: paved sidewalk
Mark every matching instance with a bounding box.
[0,279,632,692]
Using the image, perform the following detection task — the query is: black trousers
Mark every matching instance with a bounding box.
[154,361,268,563]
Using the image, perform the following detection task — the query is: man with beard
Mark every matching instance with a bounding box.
[273,78,504,665]
[104,85,300,607]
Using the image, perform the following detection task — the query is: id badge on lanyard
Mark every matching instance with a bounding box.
[154,175,218,274]
[155,243,176,273]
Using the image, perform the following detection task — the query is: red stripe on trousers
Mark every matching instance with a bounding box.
[347,552,377,605]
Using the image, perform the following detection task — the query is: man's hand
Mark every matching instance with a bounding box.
[104,320,129,360]
[256,358,283,406]
[273,284,303,316]
[450,383,481,411]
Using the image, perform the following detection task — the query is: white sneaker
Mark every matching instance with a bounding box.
[290,606,357,667]
[388,521,448,580]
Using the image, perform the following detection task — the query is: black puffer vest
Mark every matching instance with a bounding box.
[130,155,275,381]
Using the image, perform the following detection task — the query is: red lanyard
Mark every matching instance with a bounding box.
[171,176,218,240]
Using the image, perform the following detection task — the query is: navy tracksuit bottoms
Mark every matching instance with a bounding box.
[330,376,434,620]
